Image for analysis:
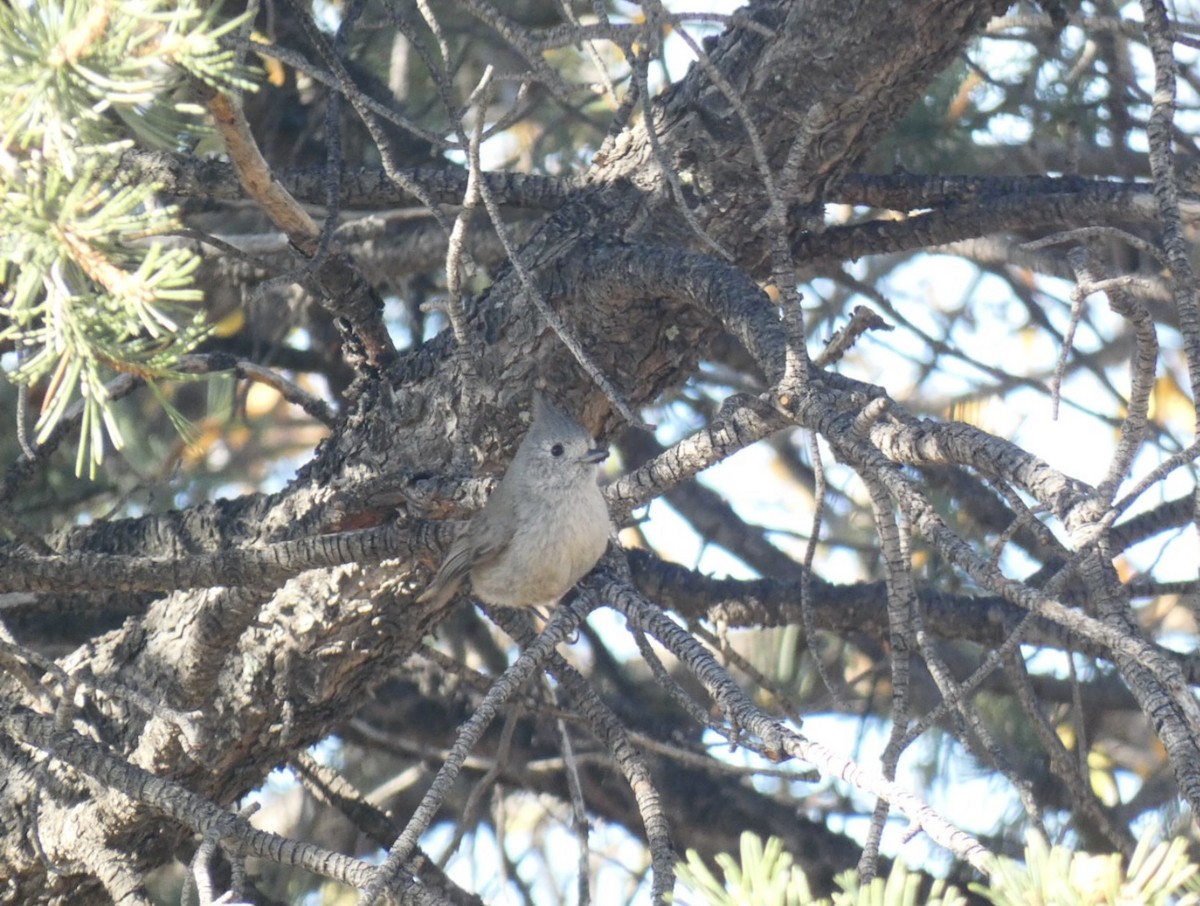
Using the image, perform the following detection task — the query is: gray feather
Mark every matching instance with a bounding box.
[419,393,611,609]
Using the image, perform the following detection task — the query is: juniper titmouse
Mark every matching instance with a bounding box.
[418,394,611,609]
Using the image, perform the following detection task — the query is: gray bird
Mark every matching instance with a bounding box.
[418,393,611,609]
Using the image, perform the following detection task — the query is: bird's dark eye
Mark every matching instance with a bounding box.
[550,443,564,457]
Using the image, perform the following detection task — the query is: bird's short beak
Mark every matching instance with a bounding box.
[583,446,609,464]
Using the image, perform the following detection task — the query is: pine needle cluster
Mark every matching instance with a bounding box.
[0,0,256,474]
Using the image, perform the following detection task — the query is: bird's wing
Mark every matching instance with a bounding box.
[416,526,474,607]
[465,484,516,569]
[417,485,515,607]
